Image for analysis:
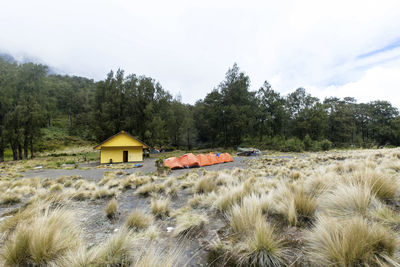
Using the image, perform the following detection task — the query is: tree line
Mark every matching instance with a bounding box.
[1,58,399,161]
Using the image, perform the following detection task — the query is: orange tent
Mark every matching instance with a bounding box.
[215,153,226,164]
[196,154,212,166]
[179,153,200,167]
[220,153,234,162]
[207,153,220,165]
[164,157,184,169]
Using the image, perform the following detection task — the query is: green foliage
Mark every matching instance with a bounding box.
[303,134,313,151]
[320,139,332,151]
[1,56,400,161]
[282,138,305,152]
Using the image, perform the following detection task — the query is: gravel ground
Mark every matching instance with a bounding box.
[21,156,250,181]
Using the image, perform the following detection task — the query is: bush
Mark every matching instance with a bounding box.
[281,138,305,152]
[303,134,313,151]
[319,139,332,151]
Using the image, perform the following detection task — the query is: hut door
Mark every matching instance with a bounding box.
[123,151,128,162]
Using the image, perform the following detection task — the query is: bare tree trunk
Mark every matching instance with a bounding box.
[11,141,17,160]
[18,143,22,160]
[24,136,28,159]
[30,137,34,158]
[187,129,192,150]
[0,131,3,162]
[0,141,3,162]
[68,114,72,127]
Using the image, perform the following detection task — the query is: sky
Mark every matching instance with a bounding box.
[1,0,400,107]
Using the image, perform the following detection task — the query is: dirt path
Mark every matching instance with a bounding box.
[21,156,250,181]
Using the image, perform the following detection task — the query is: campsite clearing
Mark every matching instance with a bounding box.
[1,148,400,266]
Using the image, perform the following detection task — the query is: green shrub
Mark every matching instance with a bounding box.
[303,135,313,151]
[281,138,304,152]
[319,139,332,151]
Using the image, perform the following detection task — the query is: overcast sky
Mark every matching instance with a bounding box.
[1,0,400,107]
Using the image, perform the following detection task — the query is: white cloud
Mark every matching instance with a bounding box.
[307,66,400,109]
[0,0,400,105]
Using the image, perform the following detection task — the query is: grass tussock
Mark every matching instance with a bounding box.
[0,192,22,205]
[270,182,316,226]
[369,205,400,229]
[214,180,253,212]
[151,198,170,218]
[132,245,183,267]
[236,221,288,267]
[125,210,153,231]
[71,190,92,201]
[49,183,64,193]
[135,183,162,196]
[1,208,81,267]
[229,198,264,235]
[173,212,208,237]
[93,187,115,199]
[195,175,217,194]
[318,184,380,218]
[351,169,399,201]
[132,175,152,187]
[105,198,118,219]
[306,216,399,266]
[92,228,135,266]
[2,147,400,266]
[0,202,43,234]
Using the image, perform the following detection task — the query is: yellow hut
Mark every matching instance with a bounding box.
[94,131,150,164]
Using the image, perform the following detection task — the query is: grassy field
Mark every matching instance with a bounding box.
[0,148,400,266]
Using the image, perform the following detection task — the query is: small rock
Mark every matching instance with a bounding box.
[166,227,174,233]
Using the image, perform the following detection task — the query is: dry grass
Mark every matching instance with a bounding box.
[57,247,96,267]
[151,198,170,218]
[270,182,316,226]
[135,183,162,196]
[236,220,288,267]
[318,184,381,218]
[132,245,183,267]
[0,192,22,205]
[229,198,264,235]
[2,147,400,266]
[351,168,399,201]
[306,216,399,266]
[92,228,135,266]
[49,183,64,193]
[125,210,153,231]
[214,181,253,212]
[0,202,43,234]
[369,205,400,229]
[195,175,216,194]
[132,175,152,187]
[71,190,92,201]
[105,198,118,219]
[173,212,208,237]
[1,208,81,266]
[93,187,115,199]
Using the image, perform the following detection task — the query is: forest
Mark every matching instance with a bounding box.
[1,57,400,161]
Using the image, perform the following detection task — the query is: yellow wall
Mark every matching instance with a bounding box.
[98,133,148,148]
[100,146,143,164]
